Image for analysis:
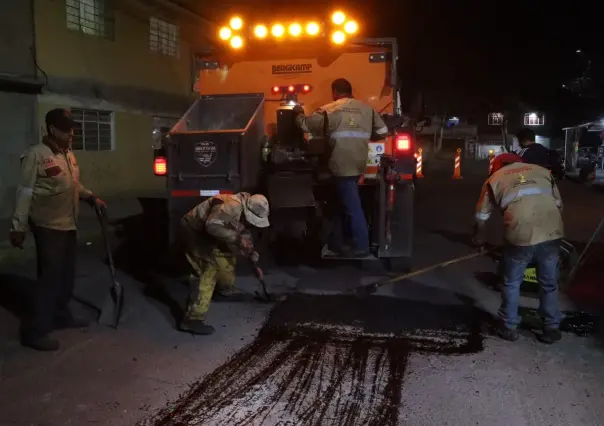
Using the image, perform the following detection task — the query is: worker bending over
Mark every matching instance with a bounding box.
[294,78,388,257]
[179,192,270,335]
[474,153,564,344]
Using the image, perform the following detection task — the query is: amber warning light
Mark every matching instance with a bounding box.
[154,156,167,176]
[271,84,312,94]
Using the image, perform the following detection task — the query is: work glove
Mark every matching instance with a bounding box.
[9,231,25,249]
[238,233,254,256]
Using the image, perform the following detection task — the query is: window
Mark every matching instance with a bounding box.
[66,0,113,39]
[488,112,504,126]
[524,112,545,126]
[71,108,113,151]
[149,17,179,57]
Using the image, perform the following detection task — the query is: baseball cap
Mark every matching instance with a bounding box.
[244,194,270,228]
[45,108,74,132]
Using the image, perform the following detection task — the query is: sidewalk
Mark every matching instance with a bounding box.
[0,197,147,268]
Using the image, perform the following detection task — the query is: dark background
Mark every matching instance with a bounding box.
[186,0,603,127]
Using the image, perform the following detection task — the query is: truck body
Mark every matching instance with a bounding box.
[154,34,416,266]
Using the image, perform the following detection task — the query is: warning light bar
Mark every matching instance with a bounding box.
[217,12,359,48]
[271,84,312,94]
[154,156,167,176]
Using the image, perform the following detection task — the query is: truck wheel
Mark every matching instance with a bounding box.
[387,257,412,274]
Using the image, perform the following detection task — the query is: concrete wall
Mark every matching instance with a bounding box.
[31,0,198,199]
[0,0,38,219]
[37,97,170,198]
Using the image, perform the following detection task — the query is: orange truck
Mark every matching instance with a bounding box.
[154,12,416,269]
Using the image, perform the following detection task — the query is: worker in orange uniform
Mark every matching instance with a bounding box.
[473,153,564,344]
[293,78,389,257]
[9,108,107,351]
[179,192,270,335]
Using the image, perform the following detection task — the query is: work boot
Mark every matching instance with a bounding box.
[494,325,519,342]
[537,328,562,344]
[179,319,215,335]
[212,289,248,302]
[21,335,60,352]
[54,315,91,330]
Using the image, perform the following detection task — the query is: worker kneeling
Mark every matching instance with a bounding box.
[474,153,564,344]
[179,193,270,335]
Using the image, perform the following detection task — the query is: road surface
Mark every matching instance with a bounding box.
[1,171,603,426]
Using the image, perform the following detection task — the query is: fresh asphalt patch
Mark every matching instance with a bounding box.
[140,294,487,426]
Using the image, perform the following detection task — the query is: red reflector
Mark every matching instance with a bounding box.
[288,85,295,92]
[272,86,280,93]
[154,156,167,176]
[395,134,411,151]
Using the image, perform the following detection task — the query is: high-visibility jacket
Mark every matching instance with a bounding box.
[475,162,563,246]
[11,137,93,232]
[296,97,388,177]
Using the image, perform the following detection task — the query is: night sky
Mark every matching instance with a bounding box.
[188,0,603,121]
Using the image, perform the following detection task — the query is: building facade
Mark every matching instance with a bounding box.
[0,0,211,218]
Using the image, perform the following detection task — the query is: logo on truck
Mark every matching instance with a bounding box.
[271,64,312,74]
[194,141,217,167]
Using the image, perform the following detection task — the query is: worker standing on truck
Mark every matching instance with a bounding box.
[473,153,564,344]
[294,78,389,257]
[179,192,270,335]
[9,108,107,351]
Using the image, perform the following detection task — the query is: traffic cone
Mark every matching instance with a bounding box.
[453,148,463,180]
[488,150,495,175]
[416,148,424,178]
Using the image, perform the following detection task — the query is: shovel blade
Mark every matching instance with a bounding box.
[98,284,124,328]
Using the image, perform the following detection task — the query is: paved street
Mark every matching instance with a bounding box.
[1,169,604,425]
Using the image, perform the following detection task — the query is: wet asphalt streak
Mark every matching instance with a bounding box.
[141,294,486,426]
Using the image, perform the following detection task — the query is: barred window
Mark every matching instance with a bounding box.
[71,108,114,151]
[66,0,113,39]
[149,16,179,57]
[488,112,504,126]
[524,112,545,126]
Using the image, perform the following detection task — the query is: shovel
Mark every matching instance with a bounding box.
[95,205,124,328]
[353,249,488,297]
[251,260,276,302]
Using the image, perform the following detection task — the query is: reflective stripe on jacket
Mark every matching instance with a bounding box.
[11,137,93,232]
[296,98,388,177]
[475,162,563,246]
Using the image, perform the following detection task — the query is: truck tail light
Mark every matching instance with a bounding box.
[395,133,411,151]
[154,156,167,176]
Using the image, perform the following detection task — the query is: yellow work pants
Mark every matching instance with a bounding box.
[185,248,236,321]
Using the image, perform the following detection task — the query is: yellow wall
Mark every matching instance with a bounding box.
[37,101,166,198]
[34,0,193,96]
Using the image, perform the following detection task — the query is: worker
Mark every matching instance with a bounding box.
[516,128,551,168]
[293,78,389,257]
[179,192,270,335]
[9,108,106,351]
[473,153,564,344]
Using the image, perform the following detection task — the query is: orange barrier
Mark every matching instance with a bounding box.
[453,148,463,180]
[488,150,495,175]
[416,148,424,178]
